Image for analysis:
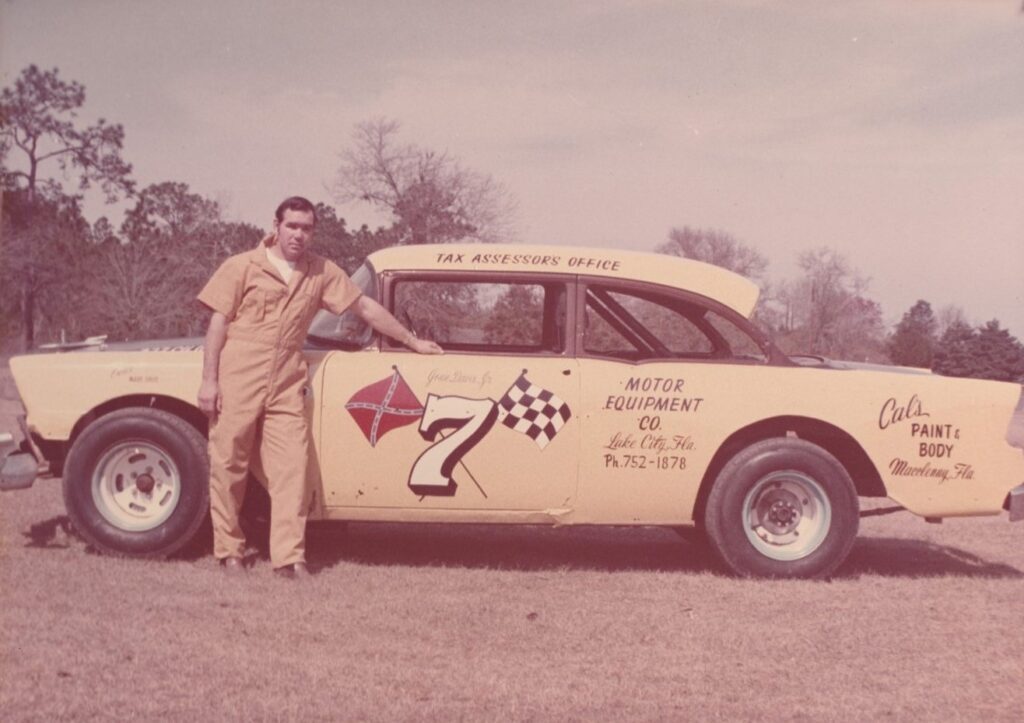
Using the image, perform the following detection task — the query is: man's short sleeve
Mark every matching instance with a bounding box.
[197,256,245,319]
[321,261,362,315]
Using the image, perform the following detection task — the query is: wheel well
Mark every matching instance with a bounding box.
[692,416,886,525]
[70,395,208,449]
[38,395,207,475]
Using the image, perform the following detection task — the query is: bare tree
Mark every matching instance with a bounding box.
[92,182,260,340]
[656,226,768,280]
[773,247,885,360]
[656,225,776,329]
[332,119,516,245]
[935,304,969,339]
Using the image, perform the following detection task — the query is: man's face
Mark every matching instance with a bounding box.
[273,209,315,262]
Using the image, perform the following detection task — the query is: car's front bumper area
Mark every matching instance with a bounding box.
[1,418,41,491]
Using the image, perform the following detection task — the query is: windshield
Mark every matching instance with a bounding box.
[306,262,376,348]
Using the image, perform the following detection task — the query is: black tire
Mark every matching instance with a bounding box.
[63,408,209,557]
[704,438,858,579]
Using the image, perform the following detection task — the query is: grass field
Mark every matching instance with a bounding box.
[2,367,1024,720]
[2,478,1023,721]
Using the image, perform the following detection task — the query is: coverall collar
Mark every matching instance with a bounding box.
[249,239,311,291]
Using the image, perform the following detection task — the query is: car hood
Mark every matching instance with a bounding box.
[99,338,205,352]
[32,336,204,354]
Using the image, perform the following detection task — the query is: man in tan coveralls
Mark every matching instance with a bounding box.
[197,196,441,578]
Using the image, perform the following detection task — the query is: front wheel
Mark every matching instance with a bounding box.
[704,438,858,579]
[63,408,209,557]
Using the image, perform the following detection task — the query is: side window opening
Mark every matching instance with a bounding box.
[390,278,567,354]
[306,262,376,349]
[582,284,765,363]
[585,289,646,355]
[705,311,768,362]
[597,288,674,356]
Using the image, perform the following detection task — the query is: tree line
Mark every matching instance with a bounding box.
[2,64,1021,383]
[0,67,509,348]
[659,227,1024,382]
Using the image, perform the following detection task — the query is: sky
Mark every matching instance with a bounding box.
[2,0,1022,337]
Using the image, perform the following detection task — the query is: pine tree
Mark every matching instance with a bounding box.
[933,319,1024,382]
[932,320,976,378]
[972,320,1024,382]
[887,300,937,367]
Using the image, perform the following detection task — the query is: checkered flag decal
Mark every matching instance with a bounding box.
[496,370,572,450]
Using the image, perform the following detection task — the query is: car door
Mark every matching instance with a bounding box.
[573,279,771,524]
[317,271,580,514]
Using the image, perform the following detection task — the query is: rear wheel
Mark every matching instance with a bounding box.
[63,408,209,557]
[705,438,858,579]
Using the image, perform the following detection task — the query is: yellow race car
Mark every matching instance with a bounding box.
[3,244,1022,578]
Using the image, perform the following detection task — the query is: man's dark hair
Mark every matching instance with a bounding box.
[275,196,317,223]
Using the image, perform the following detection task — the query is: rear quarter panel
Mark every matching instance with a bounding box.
[837,370,1023,517]
[575,360,1024,523]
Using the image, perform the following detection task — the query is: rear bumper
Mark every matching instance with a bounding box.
[1007,483,1024,522]
[0,418,41,491]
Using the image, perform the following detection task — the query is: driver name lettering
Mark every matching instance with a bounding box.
[426,368,493,389]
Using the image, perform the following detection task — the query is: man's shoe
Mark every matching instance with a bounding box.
[273,562,311,580]
[220,557,245,575]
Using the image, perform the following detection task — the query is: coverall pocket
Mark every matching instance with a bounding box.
[239,291,266,322]
[265,289,287,317]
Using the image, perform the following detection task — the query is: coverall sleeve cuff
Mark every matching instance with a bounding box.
[196,289,237,318]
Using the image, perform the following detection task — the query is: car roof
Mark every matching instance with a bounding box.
[366,243,761,318]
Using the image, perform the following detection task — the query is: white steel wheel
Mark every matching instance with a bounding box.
[91,440,181,532]
[64,407,209,558]
[742,470,831,561]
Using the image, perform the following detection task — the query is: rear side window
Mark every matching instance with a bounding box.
[585,289,712,357]
[583,283,765,363]
[392,278,567,353]
[705,311,767,362]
